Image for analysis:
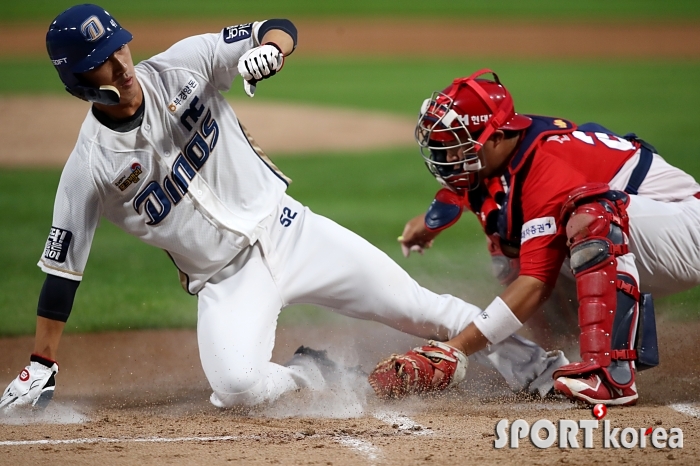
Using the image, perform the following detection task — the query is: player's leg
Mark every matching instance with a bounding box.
[264,195,564,395]
[553,184,657,406]
[197,244,325,408]
[626,195,700,297]
[266,196,476,340]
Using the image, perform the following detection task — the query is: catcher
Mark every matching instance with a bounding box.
[369,69,700,406]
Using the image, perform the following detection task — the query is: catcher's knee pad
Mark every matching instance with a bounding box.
[560,184,658,388]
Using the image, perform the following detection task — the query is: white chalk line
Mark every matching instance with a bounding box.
[2,410,427,463]
[0,435,251,447]
[669,403,700,418]
[335,435,381,462]
[331,410,431,463]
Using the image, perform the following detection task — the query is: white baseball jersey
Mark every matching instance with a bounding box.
[37,21,570,406]
[39,21,289,294]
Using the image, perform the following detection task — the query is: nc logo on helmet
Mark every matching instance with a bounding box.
[81,16,105,42]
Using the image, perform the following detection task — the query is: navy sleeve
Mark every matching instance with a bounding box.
[37,274,80,322]
[257,19,298,53]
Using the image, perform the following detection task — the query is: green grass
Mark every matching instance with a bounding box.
[0,170,198,335]
[4,57,700,176]
[3,0,700,23]
[251,59,700,178]
[3,146,697,336]
[0,152,495,336]
[2,56,700,334]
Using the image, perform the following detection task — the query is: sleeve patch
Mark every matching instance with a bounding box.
[520,217,556,244]
[43,227,73,263]
[223,23,253,43]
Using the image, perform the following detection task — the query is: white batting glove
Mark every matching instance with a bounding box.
[0,356,58,410]
[237,43,284,97]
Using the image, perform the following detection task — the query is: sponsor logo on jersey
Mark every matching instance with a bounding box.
[223,23,253,43]
[80,16,106,42]
[113,160,145,192]
[520,216,557,243]
[43,227,73,263]
[168,77,200,114]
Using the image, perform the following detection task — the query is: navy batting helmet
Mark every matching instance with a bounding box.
[46,4,132,105]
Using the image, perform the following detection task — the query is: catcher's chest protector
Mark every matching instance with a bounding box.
[561,184,658,389]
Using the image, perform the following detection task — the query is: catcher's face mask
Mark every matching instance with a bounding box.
[415,93,483,192]
[415,69,533,192]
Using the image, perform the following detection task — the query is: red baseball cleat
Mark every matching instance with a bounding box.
[554,372,638,406]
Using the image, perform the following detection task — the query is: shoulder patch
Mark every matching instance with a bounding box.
[520,216,557,244]
[223,23,253,43]
[44,227,73,263]
[113,159,147,192]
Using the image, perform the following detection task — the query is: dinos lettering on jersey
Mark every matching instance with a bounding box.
[133,107,219,225]
[223,23,253,44]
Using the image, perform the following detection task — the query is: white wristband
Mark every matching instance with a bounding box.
[472,296,523,345]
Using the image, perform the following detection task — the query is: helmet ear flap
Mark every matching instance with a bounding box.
[67,84,121,105]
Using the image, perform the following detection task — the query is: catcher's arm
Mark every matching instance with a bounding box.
[368,277,553,399]
[398,213,439,257]
[398,188,470,257]
[446,275,553,355]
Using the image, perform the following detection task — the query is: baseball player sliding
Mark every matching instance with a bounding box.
[1,6,567,411]
[369,69,700,406]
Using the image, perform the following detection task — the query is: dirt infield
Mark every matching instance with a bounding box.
[3,19,700,59]
[0,96,415,167]
[2,18,700,465]
[1,318,700,465]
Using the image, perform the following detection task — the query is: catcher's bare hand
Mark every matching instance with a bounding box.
[368,341,467,399]
[0,355,58,410]
[398,214,438,258]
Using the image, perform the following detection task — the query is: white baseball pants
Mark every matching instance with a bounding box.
[197,194,558,407]
[627,195,700,297]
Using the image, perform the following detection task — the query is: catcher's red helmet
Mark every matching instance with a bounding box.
[415,69,531,191]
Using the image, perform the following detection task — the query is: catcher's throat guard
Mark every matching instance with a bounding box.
[368,340,468,399]
[554,184,659,389]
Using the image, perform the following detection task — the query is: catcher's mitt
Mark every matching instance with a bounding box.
[368,340,468,399]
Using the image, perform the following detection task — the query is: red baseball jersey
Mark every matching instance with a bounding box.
[517,131,638,285]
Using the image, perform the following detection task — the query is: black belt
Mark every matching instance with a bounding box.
[624,146,653,195]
